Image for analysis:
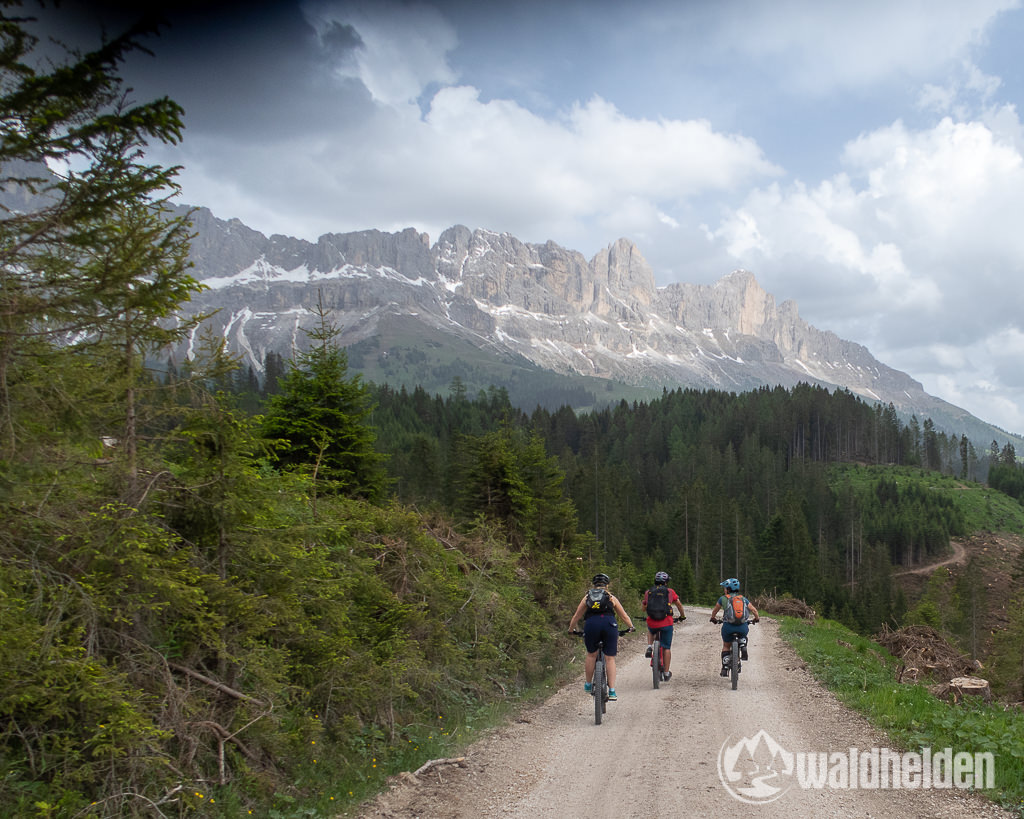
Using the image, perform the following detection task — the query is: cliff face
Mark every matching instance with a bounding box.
[175,208,927,411]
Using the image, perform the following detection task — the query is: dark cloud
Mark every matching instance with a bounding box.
[318,18,363,55]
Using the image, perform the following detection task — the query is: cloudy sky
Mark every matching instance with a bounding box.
[27,0,1024,435]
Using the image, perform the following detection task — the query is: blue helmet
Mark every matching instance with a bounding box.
[654,571,669,584]
[720,577,740,592]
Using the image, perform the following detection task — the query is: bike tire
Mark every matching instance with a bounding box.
[593,658,605,725]
[652,637,661,689]
[731,640,739,690]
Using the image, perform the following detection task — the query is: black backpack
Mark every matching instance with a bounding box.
[646,585,670,620]
[585,587,612,617]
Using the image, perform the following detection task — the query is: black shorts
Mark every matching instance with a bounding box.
[583,614,618,655]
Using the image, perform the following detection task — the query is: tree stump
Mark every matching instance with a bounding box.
[948,676,991,703]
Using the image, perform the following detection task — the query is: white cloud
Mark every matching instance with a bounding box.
[715,178,940,313]
[720,113,1024,310]
[928,360,1024,436]
[418,91,781,250]
[167,85,781,255]
[595,196,676,243]
[563,98,780,192]
[917,61,1003,120]
[839,117,1024,284]
[712,105,1024,433]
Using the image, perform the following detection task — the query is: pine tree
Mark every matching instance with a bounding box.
[451,426,578,552]
[0,13,186,455]
[261,299,388,502]
[80,199,200,496]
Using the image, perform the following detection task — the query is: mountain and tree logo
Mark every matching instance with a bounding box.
[717,730,795,804]
[717,730,994,801]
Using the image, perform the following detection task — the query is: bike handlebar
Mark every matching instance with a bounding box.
[711,618,759,625]
[570,626,636,636]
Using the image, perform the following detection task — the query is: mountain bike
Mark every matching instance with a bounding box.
[573,626,633,724]
[712,619,757,690]
[649,616,683,689]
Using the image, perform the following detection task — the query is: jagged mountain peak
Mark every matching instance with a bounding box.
[590,238,656,312]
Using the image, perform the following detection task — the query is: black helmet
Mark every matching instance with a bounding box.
[592,573,611,586]
[654,571,669,584]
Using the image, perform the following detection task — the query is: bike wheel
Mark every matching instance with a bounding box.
[731,640,739,690]
[593,659,605,724]
[652,637,661,689]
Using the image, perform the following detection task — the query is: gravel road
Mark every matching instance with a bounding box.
[355,609,1013,818]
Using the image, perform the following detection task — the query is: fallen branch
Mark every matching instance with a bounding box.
[168,662,266,707]
[413,756,466,777]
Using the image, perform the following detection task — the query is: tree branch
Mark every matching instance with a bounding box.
[167,662,266,707]
[413,756,467,777]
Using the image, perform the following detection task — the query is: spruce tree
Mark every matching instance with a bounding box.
[261,300,388,501]
[0,11,187,455]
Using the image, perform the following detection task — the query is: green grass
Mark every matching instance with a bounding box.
[779,614,1024,816]
[829,463,1024,535]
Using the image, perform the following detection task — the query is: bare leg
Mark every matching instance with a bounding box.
[585,651,597,683]
[663,647,672,671]
[605,655,617,688]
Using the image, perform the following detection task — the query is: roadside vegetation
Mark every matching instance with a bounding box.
[779,615,1024,816]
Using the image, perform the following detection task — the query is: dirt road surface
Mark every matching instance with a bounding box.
[355,610,1013,819]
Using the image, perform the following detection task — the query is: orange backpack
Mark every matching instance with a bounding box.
[724,593,748,624]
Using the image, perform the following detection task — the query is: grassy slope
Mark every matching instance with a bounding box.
[779,615,1024,815]
[828,463,1024,536]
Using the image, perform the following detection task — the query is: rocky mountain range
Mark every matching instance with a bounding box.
[2,154,1014,446]
[173,205,1013,445]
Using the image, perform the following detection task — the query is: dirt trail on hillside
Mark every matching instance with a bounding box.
[351,610,1012,819]
[893,539,968,576]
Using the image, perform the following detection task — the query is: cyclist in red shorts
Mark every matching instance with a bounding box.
[641,571,686,681]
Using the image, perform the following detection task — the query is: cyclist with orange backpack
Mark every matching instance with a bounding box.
[710,578,759,677]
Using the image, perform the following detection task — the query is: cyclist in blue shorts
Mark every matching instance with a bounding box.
[710,577,759,676]
[641,571,686,681]
[568,573,635,700]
